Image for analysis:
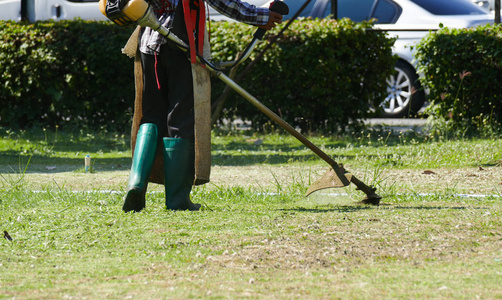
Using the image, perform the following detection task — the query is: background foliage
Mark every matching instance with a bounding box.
[0,20,135,131]
[210,18,395,133]
[414,24,502,137]
[0,19,394,133]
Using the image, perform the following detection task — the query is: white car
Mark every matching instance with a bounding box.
[264,0,495,117]
[0,0,107,22]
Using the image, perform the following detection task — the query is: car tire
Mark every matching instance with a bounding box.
[380,60,425,118]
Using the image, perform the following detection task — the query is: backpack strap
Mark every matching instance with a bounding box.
[182,0,205,64]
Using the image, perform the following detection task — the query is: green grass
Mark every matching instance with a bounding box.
[1,128,502,298]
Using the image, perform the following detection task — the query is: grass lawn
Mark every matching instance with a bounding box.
[1,128,501,298]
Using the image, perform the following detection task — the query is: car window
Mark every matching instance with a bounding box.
[325,0,375,22]
[281,0,317,19]
[372,0,401,23]
[409,0,488,15]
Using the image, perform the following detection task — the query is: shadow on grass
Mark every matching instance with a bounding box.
[1,148,359,171]
[211,139,350,166]
[394,206,470,210]
[212,140,350,152]
[281,205,477,214]
[0,131,419,171]
[281,206,376,213]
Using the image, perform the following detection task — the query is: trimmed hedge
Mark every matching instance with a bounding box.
[414,24,502,137]
[210,18,395,133]
[0,19,395,133]
[0,20,134,131]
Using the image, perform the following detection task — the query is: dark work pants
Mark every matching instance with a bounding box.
[140,43,195,140]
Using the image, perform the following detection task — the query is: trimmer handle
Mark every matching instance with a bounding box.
[253,0,289,40]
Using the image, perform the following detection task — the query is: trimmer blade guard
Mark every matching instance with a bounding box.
[305,168,352,196]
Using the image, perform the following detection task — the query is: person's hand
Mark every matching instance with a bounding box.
[257,11,283,30]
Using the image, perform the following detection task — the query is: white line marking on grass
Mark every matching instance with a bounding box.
[260,192,501,198]
[31,190,501,198]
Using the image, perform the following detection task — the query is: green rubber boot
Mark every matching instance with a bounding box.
[123,123,158,212]
[163,137,201,211]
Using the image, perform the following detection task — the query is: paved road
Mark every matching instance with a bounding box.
[229,118,428,131]
[363,118,428,132]
[364,118,427,126]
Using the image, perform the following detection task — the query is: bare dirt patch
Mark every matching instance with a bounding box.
[383,166,502,195]
[206,215,502,270]
[6,165,502,195]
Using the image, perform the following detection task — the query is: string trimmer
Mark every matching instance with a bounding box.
[99,0,382,205]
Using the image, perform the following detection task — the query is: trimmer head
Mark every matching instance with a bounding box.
[357,193,382,205]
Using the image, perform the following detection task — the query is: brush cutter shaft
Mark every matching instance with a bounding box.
[218,39,259,69]
[218,73,338,167]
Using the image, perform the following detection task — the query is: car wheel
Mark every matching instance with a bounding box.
[380,60,425,118]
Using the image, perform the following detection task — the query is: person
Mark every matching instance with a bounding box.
[122,0,283,212]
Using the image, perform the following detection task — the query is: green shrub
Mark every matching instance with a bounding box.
[210,18,396,133]
[1,19,394,133]
[414,24,502,137]
[0,20,134,131]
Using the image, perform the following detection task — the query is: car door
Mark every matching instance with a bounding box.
[370,0,402,23]
[265,0,318,20]
[321,0,401,23]
[322,0,376,21]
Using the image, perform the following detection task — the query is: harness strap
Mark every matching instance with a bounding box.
[182,0,205,64]
[197,0,205,60]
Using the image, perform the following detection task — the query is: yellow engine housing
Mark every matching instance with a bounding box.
[99,0,149,26]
